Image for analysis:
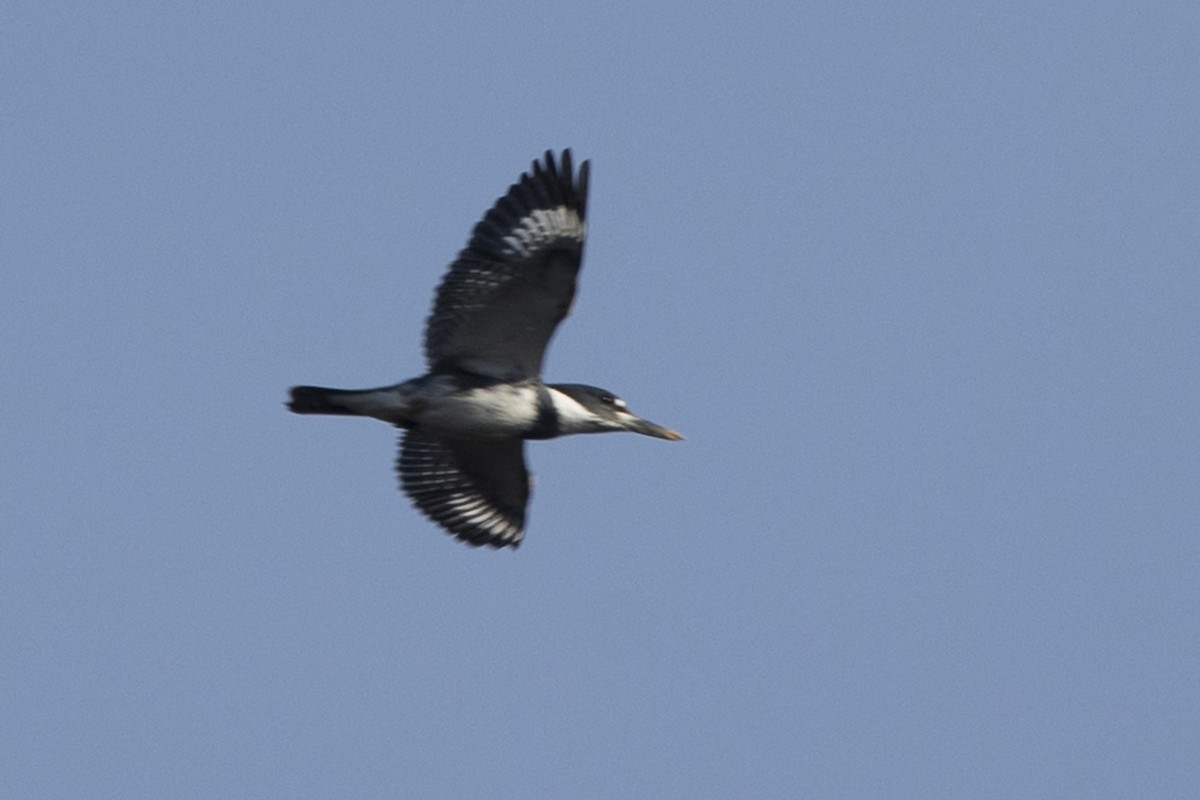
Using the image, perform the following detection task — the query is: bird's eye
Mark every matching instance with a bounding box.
[606,396,627,410]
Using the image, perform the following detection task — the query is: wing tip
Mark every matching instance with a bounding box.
[456,528,525,549]
[532,148,589,219]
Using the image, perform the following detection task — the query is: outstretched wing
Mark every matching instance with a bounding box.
[396,429,530,548]
[423,150,589,382]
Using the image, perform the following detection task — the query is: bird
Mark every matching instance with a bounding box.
[287,150,682,548]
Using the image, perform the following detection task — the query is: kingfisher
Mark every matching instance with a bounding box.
[287,150,681,548]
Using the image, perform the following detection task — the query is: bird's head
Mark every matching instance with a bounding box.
[547,383,683,440]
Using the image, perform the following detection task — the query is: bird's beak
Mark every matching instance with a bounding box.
[628,417,684,441]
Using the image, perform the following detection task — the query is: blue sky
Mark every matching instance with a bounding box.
[3,2,1198,797]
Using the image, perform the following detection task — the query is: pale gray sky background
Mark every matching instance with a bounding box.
[3,2,1198,797]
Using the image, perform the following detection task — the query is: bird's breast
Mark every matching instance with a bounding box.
[413,383,541,438]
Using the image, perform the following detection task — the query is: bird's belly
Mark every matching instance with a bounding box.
[414,384,540,438]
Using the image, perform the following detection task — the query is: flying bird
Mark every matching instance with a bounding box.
[287,150,681,548]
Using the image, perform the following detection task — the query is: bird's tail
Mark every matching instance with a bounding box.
[287,386,373,416]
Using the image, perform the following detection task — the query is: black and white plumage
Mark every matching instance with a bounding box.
[288,151,681,548]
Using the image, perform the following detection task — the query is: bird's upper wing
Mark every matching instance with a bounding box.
[423,150,589,382]
[396,429,530,548]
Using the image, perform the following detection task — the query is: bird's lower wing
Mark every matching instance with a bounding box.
[396,429,529,548]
